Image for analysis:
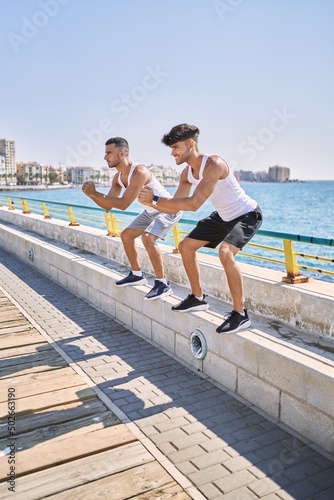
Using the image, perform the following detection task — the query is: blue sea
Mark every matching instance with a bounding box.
[3,181,334,282]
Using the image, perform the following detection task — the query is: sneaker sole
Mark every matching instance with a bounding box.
[172,304,209,313]
[144,288,172,301]
[115,279,148,287]
[216,319,251,334]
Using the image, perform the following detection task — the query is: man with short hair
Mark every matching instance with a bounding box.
[138,124,263,333]
[82,137,182,300]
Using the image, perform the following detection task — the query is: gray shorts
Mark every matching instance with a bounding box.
[127,209,183,240]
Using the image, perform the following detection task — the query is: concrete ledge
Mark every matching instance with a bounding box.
[0,207,333,338]
[1,217,334,454]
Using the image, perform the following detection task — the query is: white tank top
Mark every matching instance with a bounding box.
[187,155,257,221]
[117,162,172,214]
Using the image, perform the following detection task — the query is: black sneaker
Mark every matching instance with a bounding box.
[172,294,209,313]
[115,271,147,287]
[216,309,251,334]
[144,280,172,300]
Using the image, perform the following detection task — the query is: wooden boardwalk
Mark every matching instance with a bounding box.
[0,291,190,499]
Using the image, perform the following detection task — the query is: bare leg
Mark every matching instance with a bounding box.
[219,241,244,312]
[178,237,208,297]
[120,228,143,271]
[141,233,164,279]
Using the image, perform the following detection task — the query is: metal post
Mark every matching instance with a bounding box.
[109,212,120,237]
[42,202,51,219]
[7,197,14,210]
[21,199,31,214]
[104,212,115,236]
[282,239,309,283]
[172,223,181,253]
[67,206,80,226]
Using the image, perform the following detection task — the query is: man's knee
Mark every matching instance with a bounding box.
[121,228,133,243]
[141,232,156,248]
[178,237,196,255]
[219,243,237,264]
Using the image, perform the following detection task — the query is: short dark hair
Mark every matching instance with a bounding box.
[105,137,129,153]
[161,124,200,146]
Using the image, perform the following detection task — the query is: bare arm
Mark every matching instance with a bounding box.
[138,157,228,213]
[138,168,191,213]
[82,165,150,211]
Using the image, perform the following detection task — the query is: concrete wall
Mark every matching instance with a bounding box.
[1,208,334,453]
[1,207,333,337]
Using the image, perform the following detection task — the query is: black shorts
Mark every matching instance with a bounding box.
[186,206,263,249]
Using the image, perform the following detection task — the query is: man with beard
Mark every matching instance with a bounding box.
[82,137,182,300]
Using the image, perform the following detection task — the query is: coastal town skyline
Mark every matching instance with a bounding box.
[1,0,333,180]
[1,136,293,186]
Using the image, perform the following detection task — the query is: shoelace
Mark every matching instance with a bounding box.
[224,310,240,321]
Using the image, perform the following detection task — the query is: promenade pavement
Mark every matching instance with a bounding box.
[1,246,334,500]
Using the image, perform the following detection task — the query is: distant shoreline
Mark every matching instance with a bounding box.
[0,180,332,193]
[0,185,75,192]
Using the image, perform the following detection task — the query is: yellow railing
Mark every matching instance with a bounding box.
[1,194,333,284]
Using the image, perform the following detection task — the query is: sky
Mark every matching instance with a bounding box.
[1,0,333,180]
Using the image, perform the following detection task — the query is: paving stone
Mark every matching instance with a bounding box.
[214,470,257,493]
[314,486,334,499]
[188,464,230,486]
[220,486,259,499]
[148,395,174,406]
[223,456,254,473]
[281,458,323,482]
[261,495,286,500]
[200,438,233,455]
[139,424,159,437]
[177,461,199,476]
[154,416,190,433]
[167,445,207,464]
[156,442,178,455]
[151,428,187,445]
[254,429,290,447]
[309,467,334,490]
[282,479,322,499]
[198,482,223,499]
[248,477,281,496]
[192,449,231,469]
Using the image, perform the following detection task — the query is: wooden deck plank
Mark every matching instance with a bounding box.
[0,385,96,416]
[0,424,137,480]
[0,410,120,458]
[0,399,107,438]
[1,367,87,400]
[0,331,47,349]
[0,349,67,379]
[0,343,52,359]
[133,484,191,499]
[0,324,36,336]
[0,306,28,325]
[46,461,190,500]
[0,305,20,318]
[0,442,153,500]
[0,344,57,363]
[0,361,67,379]
[0,320,34,331]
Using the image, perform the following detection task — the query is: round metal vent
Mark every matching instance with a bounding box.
[190,329,207,360]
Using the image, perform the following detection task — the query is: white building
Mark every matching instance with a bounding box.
[268,165,290,182]
[0,139,16,184]
[0,153,6,185]
[66,166,95,185]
